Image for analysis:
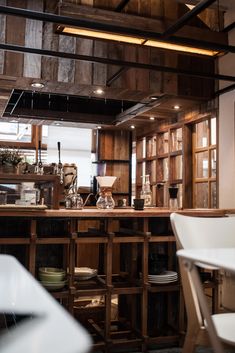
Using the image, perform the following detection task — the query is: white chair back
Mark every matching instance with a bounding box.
[170,213,235,250]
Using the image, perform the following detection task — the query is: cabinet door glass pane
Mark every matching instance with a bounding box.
[171,128,182,152]
[163,158,169,181]
[151,160,157,184]
[195,183,208,208]
[147,136,157,157]
[137,139,145,159]
[196,120,208,147]
[211,181,217,208]
[211,118,216,145]
[158,132,169,154]
[196,151,209,178]
[171,155,182,180]
[157,158,168,181]
[211,149,216,177]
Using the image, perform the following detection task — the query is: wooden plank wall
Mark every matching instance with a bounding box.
[0,0,217,101]
[0,0,181,97]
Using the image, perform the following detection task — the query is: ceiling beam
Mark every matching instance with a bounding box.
[0,5,231,53]
[1,42,235,82]
[162,0,217,38]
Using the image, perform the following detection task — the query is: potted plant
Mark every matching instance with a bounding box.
[0,148,23,173]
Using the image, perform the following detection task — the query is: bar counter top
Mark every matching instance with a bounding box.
[0,207,229,218]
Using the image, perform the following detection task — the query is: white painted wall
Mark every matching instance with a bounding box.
[219,92,235,207]
[218,5,235,207]
[46,126,92,186]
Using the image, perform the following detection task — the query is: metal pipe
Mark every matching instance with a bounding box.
[162,0,217,38]
[0,5,233,53]
[0,42,234,82]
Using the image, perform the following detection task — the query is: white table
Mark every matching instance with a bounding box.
[177,248,235,353]
[0,255,91,353]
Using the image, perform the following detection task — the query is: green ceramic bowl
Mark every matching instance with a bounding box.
[39,267,65,282]
[40,279,67,291]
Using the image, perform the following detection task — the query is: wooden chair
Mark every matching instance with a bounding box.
[170,213,235,353]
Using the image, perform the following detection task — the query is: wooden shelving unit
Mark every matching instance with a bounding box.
[0,208,225,351]
[0,211,184,352]
[136,126,183,208]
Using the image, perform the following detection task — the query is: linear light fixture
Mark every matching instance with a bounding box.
[57,25,220,57]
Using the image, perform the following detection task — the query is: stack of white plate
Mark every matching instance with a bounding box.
[74,267,97,280]
[148,271,178,284]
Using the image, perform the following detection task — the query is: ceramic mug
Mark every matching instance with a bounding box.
[133,198,144,210]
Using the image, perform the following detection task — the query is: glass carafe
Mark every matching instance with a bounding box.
[96,189,107,209]
[96,187,115,209]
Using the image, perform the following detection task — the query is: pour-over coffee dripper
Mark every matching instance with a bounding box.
[96,176,117,209]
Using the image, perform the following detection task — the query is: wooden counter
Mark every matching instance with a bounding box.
[0,206,228,218]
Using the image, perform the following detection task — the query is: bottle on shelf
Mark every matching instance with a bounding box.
[140,174,152,206]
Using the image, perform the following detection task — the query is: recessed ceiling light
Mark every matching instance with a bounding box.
[55,122,61,126]
[150,96,158,100]
[173,105,181,110]
[97,126,102,129]
[93,88,104,95]
[31,82,45,89]
[10,119,18,123]
[130,125,135,129]
[150,117,155,120]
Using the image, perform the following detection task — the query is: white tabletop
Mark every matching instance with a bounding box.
[177,248,235,274]
[0,255,91,353]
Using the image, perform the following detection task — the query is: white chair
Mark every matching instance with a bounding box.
[170,213,235,353]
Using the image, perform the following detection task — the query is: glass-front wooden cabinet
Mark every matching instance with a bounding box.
[136,126,183,208]
[135,114,217,209]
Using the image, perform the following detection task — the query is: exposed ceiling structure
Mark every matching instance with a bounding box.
[0,0,234,129]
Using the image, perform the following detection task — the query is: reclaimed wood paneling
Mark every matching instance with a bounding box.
[0,0,6,75]
[98,130,130,160]
[150,0,164,19]
[58,35,76,83]
[41,0,59,82]
[93,0,114,10]
[75,38,93,85]
[123,44,137,89]
[105,162,129,193]
[164,0,178,21]
[163,52,178,95]
[137,47,150,91]
[4,0,27,77]
[139,0,151,17]
[124,0,139,15]
[178,56,214,99]
[149,48,163,93]
[106,42,124,88]
[93,41,107,86]
[23,0,43,78]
